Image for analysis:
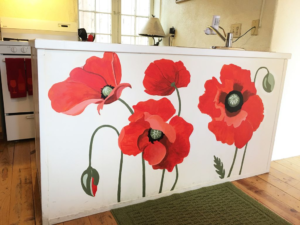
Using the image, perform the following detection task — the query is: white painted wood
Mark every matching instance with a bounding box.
[266,59,289,170]
[31,40,290,224]
[30,48,46,225]
[30,39,291,59]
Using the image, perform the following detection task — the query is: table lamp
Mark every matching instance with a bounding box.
[139,15,165,46]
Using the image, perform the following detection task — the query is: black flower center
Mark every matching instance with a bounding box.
[225,90,243,113]
[101,85,114,99]
[148,128,164,143]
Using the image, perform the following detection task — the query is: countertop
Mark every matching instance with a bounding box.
[29,39,292,60]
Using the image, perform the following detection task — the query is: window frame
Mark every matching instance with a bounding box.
[78,0,155,45]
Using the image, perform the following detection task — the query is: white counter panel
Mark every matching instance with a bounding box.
[30,40,288,224]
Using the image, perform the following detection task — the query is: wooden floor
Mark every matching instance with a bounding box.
[0,140,41,225]
[1,140,300,224]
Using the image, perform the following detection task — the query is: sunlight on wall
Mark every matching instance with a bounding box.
[271,0,300,160]
[0,0,78,22]
[160,0,277,51]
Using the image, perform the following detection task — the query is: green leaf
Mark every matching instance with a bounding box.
[213,156,226,179]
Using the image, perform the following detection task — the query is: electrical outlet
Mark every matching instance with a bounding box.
[230,23,242,38]
[251,19,259,35]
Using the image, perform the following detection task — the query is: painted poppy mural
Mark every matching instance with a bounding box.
[47,47,277,207]
[48,54,193,201]
[198,64,275,179]
[142,59,193,192]
[48,52,131,115]
[81,166,99,197]
[143,59,191,96]
[118,59,193,195]
[119,98,193,193]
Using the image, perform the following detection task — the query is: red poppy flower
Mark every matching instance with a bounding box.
[118,98,193,172]
[143,59,191,96]
[48,52,131,115]
[198,64,264,148]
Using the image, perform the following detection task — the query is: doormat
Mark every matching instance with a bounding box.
[111,182,290,225]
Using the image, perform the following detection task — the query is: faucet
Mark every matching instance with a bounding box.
[206,26,233,48]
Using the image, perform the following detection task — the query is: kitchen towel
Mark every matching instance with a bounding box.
[25,59,33,95]
[5,58,27,98]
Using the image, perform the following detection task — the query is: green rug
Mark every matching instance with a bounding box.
[111,182,291,225]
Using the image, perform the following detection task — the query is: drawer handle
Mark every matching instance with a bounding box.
[26,115,34,119]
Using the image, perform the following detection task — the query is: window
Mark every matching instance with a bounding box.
[78,0,153,45]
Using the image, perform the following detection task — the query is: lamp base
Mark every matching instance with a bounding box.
[152,37,163,46]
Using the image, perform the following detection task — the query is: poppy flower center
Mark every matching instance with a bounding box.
[225,90,243,113]
[101,85,114,99]
[148,129,164,143]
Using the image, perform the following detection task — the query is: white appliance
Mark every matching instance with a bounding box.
[0,18,78,140]
[0,41,34,141]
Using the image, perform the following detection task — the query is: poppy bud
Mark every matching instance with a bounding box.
[81,167,99,197]
[262,72,275,93]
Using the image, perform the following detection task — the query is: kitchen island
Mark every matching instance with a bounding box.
[30,39,290,224]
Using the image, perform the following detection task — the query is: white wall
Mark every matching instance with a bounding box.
[160,0,277,51]
[271,0,300,160]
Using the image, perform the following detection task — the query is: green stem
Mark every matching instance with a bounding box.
[118,152,123,202]
[169,84,182,191]
[142,152,146,197]
[119,98,134,114]
[171,84,182,117]
[239,143,248,175]
[254,67,270,83]
[119,98,147,196]
[227,147,238,178]
[168,84,182,191]
[159,169,165,193]
[171,165,179,191]
[88,125,123,202]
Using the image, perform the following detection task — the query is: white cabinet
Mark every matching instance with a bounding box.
[30,39,291,225]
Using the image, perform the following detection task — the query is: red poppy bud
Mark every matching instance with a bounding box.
[81,167,99,197]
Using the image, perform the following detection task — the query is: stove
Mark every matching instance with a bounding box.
[0,41,34,141]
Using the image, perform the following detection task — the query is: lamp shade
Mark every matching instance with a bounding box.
[139,17,165,37]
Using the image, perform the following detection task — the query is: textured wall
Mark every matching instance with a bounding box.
[160,0,277,51]
[0,0,78,22]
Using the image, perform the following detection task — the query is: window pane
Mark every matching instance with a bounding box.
[79,11,95,33]
[96,13,111,34]
[96,0,111,13]
[136,17,148,35]
[121,36,135,44]
[79,0,95,11]
[137,0,150,16]
[95,34,111,43]
[121,16,135,35]
[121,0,135,15]
[136,37,149,45]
